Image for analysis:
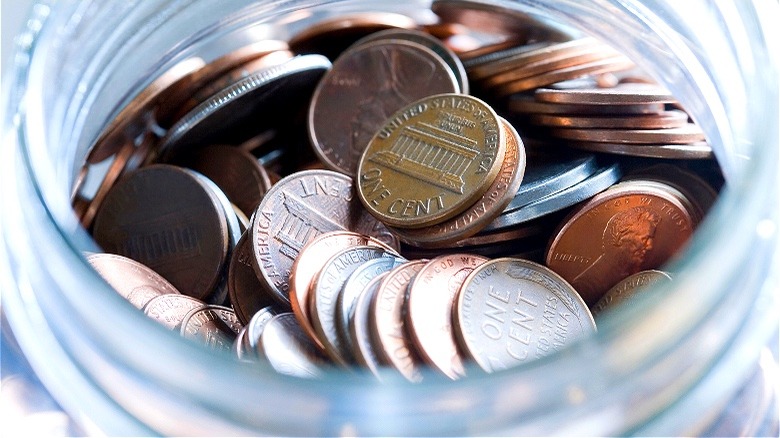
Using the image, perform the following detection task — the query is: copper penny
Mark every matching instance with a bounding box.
[356,93,506,228]
[549,123,706,144]
[534,83,676,105]
[591,269,673,316]
[179,306,238,352]
[143,294,206,330]
[93,164,229,300]
[308,39,460,175]
[228,233,278,325]
[389,118,525,247]
[530,110,688,130]
[624,163,718,222]
[370,260,428,382]
[565,140,713,159]
[250,169,398,305]
[454,258,595,372]
[545,180,696,305]
[508,95,665,116]
[87,252,180,309]
[406,254,488,379]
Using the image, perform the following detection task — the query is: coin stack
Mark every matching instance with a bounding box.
[76,0,723,380]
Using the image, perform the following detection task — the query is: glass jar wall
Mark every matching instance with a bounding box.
[1,0,778,435]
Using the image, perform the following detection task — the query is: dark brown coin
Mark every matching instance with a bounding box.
[93,164,229,300]
[143,294,206,330]
[250,170,398,305]
[87,252,180,309]
[530,110,689,130]
[546,180,696,305]
[406,254,488,379]
[550,123,706,144]
[508,95,665,116]
[179,306,237,352]
[308,39,460,175]
[370,260,428,382]
[565,140,713,159]
[591,269,673,316]
[228,233,278,325]
[257,313,329,379]
[171,144,273,217]
[534,83,676,105]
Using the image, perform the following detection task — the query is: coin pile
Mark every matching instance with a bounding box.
[75,0,724,380]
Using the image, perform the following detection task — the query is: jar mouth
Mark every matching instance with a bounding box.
[4,0,778,435]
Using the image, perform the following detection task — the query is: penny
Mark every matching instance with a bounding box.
[232,204,250,233]
[507,95,665,116]
[348,272,390,377]
[591,269,673,316]
[336,256,406,355]
[170,144,273,217]
[550,123,706,144]
[257,313,328,379]
[289,231,396,351]
[545,180,696,305]
[355,28,469,94]
[454,258,596,372]
[308,39,460,175]
[565,140,713,159]
[93,164,229,300]
[357,93,506,228]
[87,252,180,309]
[235,306,278,361]
[624,164,718,221]
[443,220,550,248]
[143,294,206,330]
[534,83,676,105]
[483,163,622,232]
[228,233,278,325]
[250,169,398,305]
[370,260,428,382]
[310,245,395,365]
[288,11,418,60]
[456,39,526,61]
[530,110,689,130]
[388,118,525,247]
[158,54,331,156]
[406,254,488,379]
[179,306,238,352]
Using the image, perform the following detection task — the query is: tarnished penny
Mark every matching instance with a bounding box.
[142,294,205,330]
[455,258,596,372]
[370,260,428,382]
[349,272,390,377]
[565,140,713,159]
[534,83,676,105]
[550,123,706,144]
[406,254,488,379]
[179,306,237,352]
[308,39,460,175]
[250,170,398,305]
[257,313,328,379]
[508,95,665,116]
[310,245,395,365]
[357,93,506,228]
[93,164,229,300]
[171,145,273,217]
[389,118,525,247]
[591,269,673,316]
[228,233,277,325]
[530,110,688,130]
[87,253,180,309]
[546,180,696,305]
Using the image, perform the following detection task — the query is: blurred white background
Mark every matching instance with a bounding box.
[2,1,35,74]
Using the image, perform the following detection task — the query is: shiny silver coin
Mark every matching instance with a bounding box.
[591,269,673,316]
[179,306,238,352]
[455,258,595,372]
[348,272,390,377]
[143,294,206,330]
[86,253,180,309]
[234,306,278,361]
[257,313,328,379]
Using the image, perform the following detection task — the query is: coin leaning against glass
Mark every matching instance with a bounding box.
[356,93,506,229]
[454,257,596,373]
[87,252,181,309]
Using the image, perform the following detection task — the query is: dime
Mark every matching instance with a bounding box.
[591,269,673,316]
[257,313,328,379]
[289,231,396,350]
[87,252,180,309]
[310,245,395,365]
[545,180,696,305]
[170,144,273,217]
[228,233,278,325]
[529,110,688,130]
[356,93,506,228]
[454,258,596,372]
[143,294,206,330]
[565,140,713,159]
[370,260,428,382]
[534,83,676,105]
[349,272,390,377]
[235,306,278,361]
[406,254,488,379]
[180,306,238,352]
[208,305,243,334]
[550,124,706,144]
[250,170,398,305]
[389,118,525,247]
[308,39,460,175]
[93,164,229,300]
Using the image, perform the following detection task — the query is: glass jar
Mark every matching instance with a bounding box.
[1,0,778,435]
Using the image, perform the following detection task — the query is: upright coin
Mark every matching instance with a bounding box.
[545,180,695,305]
[349,272,390,377]
[357,93,506,228]
[591,269,673,316]
[257,313,328,379]
[180,306,238,352]
[93,164,229,300]
[370,260,428,382]
[228,233,277,325]
[455,258,595,372]
[308,39,460,175]
[87,253,180,309]
[143,294,206,330]
[406,254,488,379]
[250,170,398,305]
[236,306,278,361]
